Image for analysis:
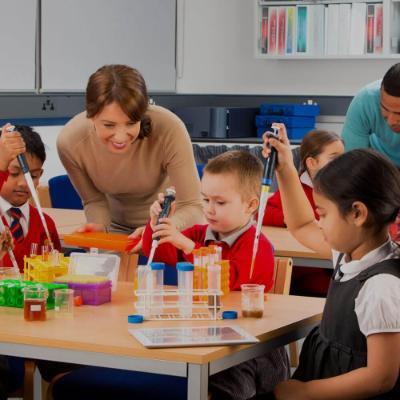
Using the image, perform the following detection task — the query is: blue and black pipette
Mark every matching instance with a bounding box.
[249,127,278,278]
[146,187,176,266]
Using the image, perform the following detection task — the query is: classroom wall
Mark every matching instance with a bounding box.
[176,0,396,96]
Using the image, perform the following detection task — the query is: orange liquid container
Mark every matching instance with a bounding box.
[63,232,140,252]
[24,299,46,321]
[220,260,230,296]
[192,249,202,301]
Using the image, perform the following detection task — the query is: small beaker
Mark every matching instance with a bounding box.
[241,284,265,318]
[54,288,74,318]
[23,285,48,321]
[0,267,21,281]
[41,245,49,262]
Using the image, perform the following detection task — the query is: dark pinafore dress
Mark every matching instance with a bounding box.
[293,255,400,399]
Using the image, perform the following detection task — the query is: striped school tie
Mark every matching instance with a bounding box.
[9,207,24,243]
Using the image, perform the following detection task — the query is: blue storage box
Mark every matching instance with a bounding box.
[255,115,315,128]
[259,104,320,117]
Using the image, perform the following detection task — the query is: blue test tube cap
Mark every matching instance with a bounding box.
[128,314,144,324]
[176,262,194,272]
[222,311,238,320]
[150,262,165,271]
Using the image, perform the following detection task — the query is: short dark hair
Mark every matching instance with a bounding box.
[13,125,46,164]
[314,149,400,231]
[299,129,343,175]
[382,63,400,97]
[86,64,151,139]
[204,150,263,199]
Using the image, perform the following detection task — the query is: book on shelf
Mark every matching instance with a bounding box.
[258,2,385,57]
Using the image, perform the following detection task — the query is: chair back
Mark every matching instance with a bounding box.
[48,175,83,209]
[269,257,293,295]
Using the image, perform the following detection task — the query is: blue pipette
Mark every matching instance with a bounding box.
[249,127,278,278]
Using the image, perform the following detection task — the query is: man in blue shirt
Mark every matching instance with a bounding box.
[342,63,400,166]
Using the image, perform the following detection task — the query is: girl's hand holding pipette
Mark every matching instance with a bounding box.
[262,123,295,173]
[152,217,195,254]
[0,124,26,171]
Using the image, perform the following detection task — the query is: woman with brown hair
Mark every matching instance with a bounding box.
[57,64,203,251]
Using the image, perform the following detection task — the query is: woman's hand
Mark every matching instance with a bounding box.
[127,226,144,254]
[0,124,26,171]
[262,123,294,173]
[76,223,106,233]
[149,192,176,229]
[153,218,194,254]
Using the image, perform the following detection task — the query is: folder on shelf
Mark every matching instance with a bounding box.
[338,3,351,55]
[374,4,383,54]
[349,3,367,55]
[285,6,296,54]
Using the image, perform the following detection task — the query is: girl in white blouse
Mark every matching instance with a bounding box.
[260,124,400,399]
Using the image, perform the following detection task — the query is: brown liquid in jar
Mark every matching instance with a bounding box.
[24,299,46,321]
[242,309,263,318]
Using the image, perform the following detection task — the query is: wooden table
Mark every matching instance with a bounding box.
[0,283,324,400]
[263,226,332,269]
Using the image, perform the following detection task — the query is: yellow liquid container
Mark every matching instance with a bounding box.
[220,260,230,296]
[23,255,69,283]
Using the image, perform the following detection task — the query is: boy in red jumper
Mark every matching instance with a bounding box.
[0,125,61,271]
[143,151,289,399]
[143,150,274,291]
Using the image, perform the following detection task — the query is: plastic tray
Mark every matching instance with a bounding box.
[55,279,112,306]
[255,115,315,128]
[63,232,140,252]
[69,252,120,291]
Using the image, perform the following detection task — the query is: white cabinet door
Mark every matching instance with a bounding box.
[0,0,36,91]
[41,0,176,92]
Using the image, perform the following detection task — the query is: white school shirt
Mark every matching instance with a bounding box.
[299,171,313,188]
[0,197,30,236]
[332,240,400,336]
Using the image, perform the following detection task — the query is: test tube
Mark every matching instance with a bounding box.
[207,262,221,318]
[149,262,165,315]
[30,243,38,258]
[192,249,202,300]
[177,262,194,318]
[49,249,60,266]
[41,244,49,262]
[136,265,148,316]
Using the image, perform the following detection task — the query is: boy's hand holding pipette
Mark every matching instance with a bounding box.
[0,124,26,171]
[0,229,13,259]
[262,123,295,173]
[149,192,195,254]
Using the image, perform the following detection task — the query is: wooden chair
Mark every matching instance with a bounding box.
[269,257,299,367]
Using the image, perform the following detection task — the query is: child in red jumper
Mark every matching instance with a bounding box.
[143,151,289,399]
[0,125,61,271]
[263,129,344,298]
[143,150,274,291]
[263,129,344,227]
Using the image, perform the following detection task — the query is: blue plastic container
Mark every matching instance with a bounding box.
[255,115,315,128]
[257,127,310,140]
[259,104,320,117]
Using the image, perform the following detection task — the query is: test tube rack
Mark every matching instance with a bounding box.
[134,287,224,321]
[23,255,69,283]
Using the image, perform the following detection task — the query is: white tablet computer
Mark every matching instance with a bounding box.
[129,325,259,348]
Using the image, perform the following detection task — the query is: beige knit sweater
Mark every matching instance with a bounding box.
[57,105,204,231]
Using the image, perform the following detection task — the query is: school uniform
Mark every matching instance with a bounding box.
[0,197,61,272]
[0,171,8,188]
[294,240,400,398]
[142,219,274,291]
[262,171,318,227]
